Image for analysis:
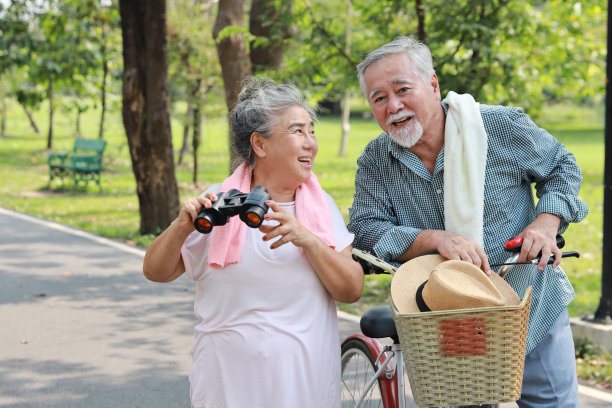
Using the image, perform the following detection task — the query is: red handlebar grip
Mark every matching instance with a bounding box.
[504,236,523,250]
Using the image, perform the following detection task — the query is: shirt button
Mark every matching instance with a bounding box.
[436,189,442,194]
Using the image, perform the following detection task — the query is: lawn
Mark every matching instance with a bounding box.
[0,98,606,321]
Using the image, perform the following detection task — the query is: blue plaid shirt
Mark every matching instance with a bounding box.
[348,102,588,353]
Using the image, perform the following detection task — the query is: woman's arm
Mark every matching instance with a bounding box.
[143,194,216,283]
[259,201,364,303]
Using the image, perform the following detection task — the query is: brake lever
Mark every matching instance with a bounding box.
[492,251,580,267]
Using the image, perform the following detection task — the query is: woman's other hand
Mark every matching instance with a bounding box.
[259,200,317,249]
[259,200,363,303]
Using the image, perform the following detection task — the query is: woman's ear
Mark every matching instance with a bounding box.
[251,132,266,158]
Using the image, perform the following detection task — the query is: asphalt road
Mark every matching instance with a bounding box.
[1,207,611,407]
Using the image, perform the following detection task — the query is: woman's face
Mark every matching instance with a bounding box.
[257,105,318,191]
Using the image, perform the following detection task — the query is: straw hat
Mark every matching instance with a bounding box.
[390,255,520,314]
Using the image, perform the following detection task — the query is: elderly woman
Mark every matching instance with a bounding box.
[143,77,364,408]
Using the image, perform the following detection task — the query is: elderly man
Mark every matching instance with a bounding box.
[348,36,588,407]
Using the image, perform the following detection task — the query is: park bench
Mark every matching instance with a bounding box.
[48,138,107,189]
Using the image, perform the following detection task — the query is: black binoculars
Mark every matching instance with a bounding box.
[193,185,271,234]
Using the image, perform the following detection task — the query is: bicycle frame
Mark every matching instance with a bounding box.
[343,333,407,408]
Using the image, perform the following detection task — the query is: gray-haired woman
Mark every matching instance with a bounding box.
[143,77,363,408]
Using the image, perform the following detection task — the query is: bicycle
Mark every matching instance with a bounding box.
[340,236,579,408]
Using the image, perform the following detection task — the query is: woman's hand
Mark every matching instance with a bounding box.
[143,192,218,283]
[259,200,317,249]
[259,200,363,303]
[175,192,218,232]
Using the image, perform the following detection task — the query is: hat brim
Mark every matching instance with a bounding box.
[390,254,520,314]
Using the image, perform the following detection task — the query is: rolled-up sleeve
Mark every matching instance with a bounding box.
[510,109,588,232]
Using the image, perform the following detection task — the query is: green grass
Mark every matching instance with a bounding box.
[0,98,606,319]
[538,103,606,319]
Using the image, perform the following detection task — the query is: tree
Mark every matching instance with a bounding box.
[249,0,295,74]
[90,0,122,139]
[0,1,35,136]
[1,0,109,148]
[213,0,252,170]
[119,0,180,235]
[168,0,222,185]
[213,0,295,170]
[282,0,605,125]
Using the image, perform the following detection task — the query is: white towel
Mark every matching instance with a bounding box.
[442,91,488,247]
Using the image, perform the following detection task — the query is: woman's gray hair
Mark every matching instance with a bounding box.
[356,35,436,98]
[230,77,317,167]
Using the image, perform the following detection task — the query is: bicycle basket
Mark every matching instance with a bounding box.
[390,285,532,407]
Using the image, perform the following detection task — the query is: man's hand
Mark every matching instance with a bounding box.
[518,213,562,270]
[402,230,491,275]
[433,231,491,275]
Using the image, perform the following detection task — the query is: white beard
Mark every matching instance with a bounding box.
[387,112,423,148]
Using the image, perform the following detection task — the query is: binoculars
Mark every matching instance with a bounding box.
[194,185,271,234]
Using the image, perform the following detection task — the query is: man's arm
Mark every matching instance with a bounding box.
[510,109,588,269]
[348,140,421,259]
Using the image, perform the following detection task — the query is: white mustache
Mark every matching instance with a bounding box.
[386,111,415,125]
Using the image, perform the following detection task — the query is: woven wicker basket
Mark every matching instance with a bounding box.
[391,286,532,407]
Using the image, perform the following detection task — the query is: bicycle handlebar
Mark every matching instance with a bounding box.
[352,234,580,278]
[503,234,565,253]
[497,234,579,277]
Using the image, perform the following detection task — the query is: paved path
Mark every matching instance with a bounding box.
[1,207,611,407]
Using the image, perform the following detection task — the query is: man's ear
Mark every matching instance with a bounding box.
[430,73,440,96]
[251,132,266,158]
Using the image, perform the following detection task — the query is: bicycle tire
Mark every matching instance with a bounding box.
[341,338,385,408]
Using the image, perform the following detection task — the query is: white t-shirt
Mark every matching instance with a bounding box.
[181,185,353,408]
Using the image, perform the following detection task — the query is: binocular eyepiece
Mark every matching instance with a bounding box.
[193,185,271,234]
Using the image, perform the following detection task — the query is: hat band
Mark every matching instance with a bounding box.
[415,280,431,312]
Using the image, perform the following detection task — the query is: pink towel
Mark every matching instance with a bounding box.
[207,162,335,268]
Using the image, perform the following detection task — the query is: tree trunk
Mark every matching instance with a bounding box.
[192,99,203,185]
[249,0,294,73]
[99,40,108,139]
[20,103,40,134]
[47,75,54,150]
[338,0,352,157]
[119,0,180,235]
[213,0,252,171]
[415,0,426,41]
[1,97,6,138]
[339,90,351,157]
[76,110,82,137]
[189,78,203,184]
[178,102,192,165]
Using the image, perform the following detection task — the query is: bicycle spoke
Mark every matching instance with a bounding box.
[340,341,383,408]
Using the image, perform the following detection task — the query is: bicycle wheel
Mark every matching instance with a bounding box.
[341,338,384,408]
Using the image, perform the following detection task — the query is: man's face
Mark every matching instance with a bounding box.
[363,53,440,148]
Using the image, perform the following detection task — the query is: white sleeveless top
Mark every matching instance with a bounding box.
[181,186,353,408]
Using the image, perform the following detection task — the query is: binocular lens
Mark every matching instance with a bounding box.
[195,217,213,234]
[241,205,267,228]
[245,211,263,227]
